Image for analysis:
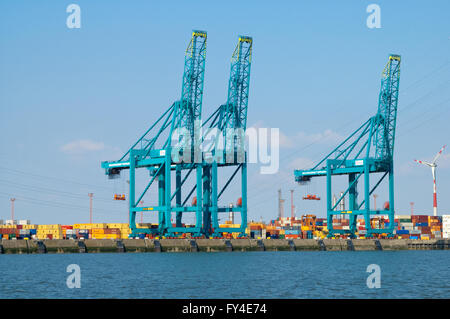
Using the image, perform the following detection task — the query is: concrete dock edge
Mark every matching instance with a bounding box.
[0,238,449,254]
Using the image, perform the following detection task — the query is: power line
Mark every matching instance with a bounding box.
[0,178,114,203]
[0,192,125,215]
[0,166,113,191]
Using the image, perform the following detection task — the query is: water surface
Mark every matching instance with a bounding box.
[1,251,449,298]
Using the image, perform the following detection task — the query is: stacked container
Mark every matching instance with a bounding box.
[91,228,121,239]
[0,225,19,239]
[37,224,62,239]
[443,215,450,239]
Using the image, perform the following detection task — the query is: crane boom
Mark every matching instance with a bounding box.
[374,55,401,160]
[223,36,252,130]
[179,30,207,137]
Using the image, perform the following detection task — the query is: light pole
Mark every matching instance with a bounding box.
[290,189,295,219]
[373,194,378,210]
[10,198,16,222]
[88,193,94,224]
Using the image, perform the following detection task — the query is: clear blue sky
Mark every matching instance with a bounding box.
[1,0,449,224]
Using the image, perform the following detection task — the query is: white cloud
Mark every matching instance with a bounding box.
[61,139,105,154]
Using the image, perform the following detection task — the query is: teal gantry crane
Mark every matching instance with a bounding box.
[101,30,207,237]
[294,55,401,238]
[101,31,253,238]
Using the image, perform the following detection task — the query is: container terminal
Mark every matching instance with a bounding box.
[2,31,449,252]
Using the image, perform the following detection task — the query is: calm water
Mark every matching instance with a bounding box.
[1,251,449,299]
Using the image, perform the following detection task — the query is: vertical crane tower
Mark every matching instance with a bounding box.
[101,31,252,238]
[294,55,401,238]
[202,36,252,237]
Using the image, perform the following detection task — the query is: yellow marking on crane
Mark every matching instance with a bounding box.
[193,31,207,38]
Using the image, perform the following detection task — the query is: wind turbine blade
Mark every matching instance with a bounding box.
[414,159,432,166]
[432,144,447,163]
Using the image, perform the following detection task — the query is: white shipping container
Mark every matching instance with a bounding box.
[18,220,30,225]
[400,222,414,227]
[6,220,17,225]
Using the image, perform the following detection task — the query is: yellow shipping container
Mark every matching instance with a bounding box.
[91,228,106,234]
[37,224,61,230]
[91,233,120,239]
[22,224,38,229]
[36,232,62,239]
[73,223,106,229]
[106,223,129,229]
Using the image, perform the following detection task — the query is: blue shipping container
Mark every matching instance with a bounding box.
[415,223,429,227]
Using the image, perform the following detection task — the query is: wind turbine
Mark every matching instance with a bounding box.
[414,145,446,216]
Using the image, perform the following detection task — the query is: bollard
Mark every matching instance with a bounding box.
[190,240,198,252]
[288,239,296,251]
[77,240,87,253]
[224,240,233,252]
[36,241,47,254]
[257,239,265,251]
[346,239,355,251]
[374,239,383,251]
[318,239,326,251]
[153,239,161,252]
[116,240,126,253]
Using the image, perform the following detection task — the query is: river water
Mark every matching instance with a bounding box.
[1,250,449,298]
